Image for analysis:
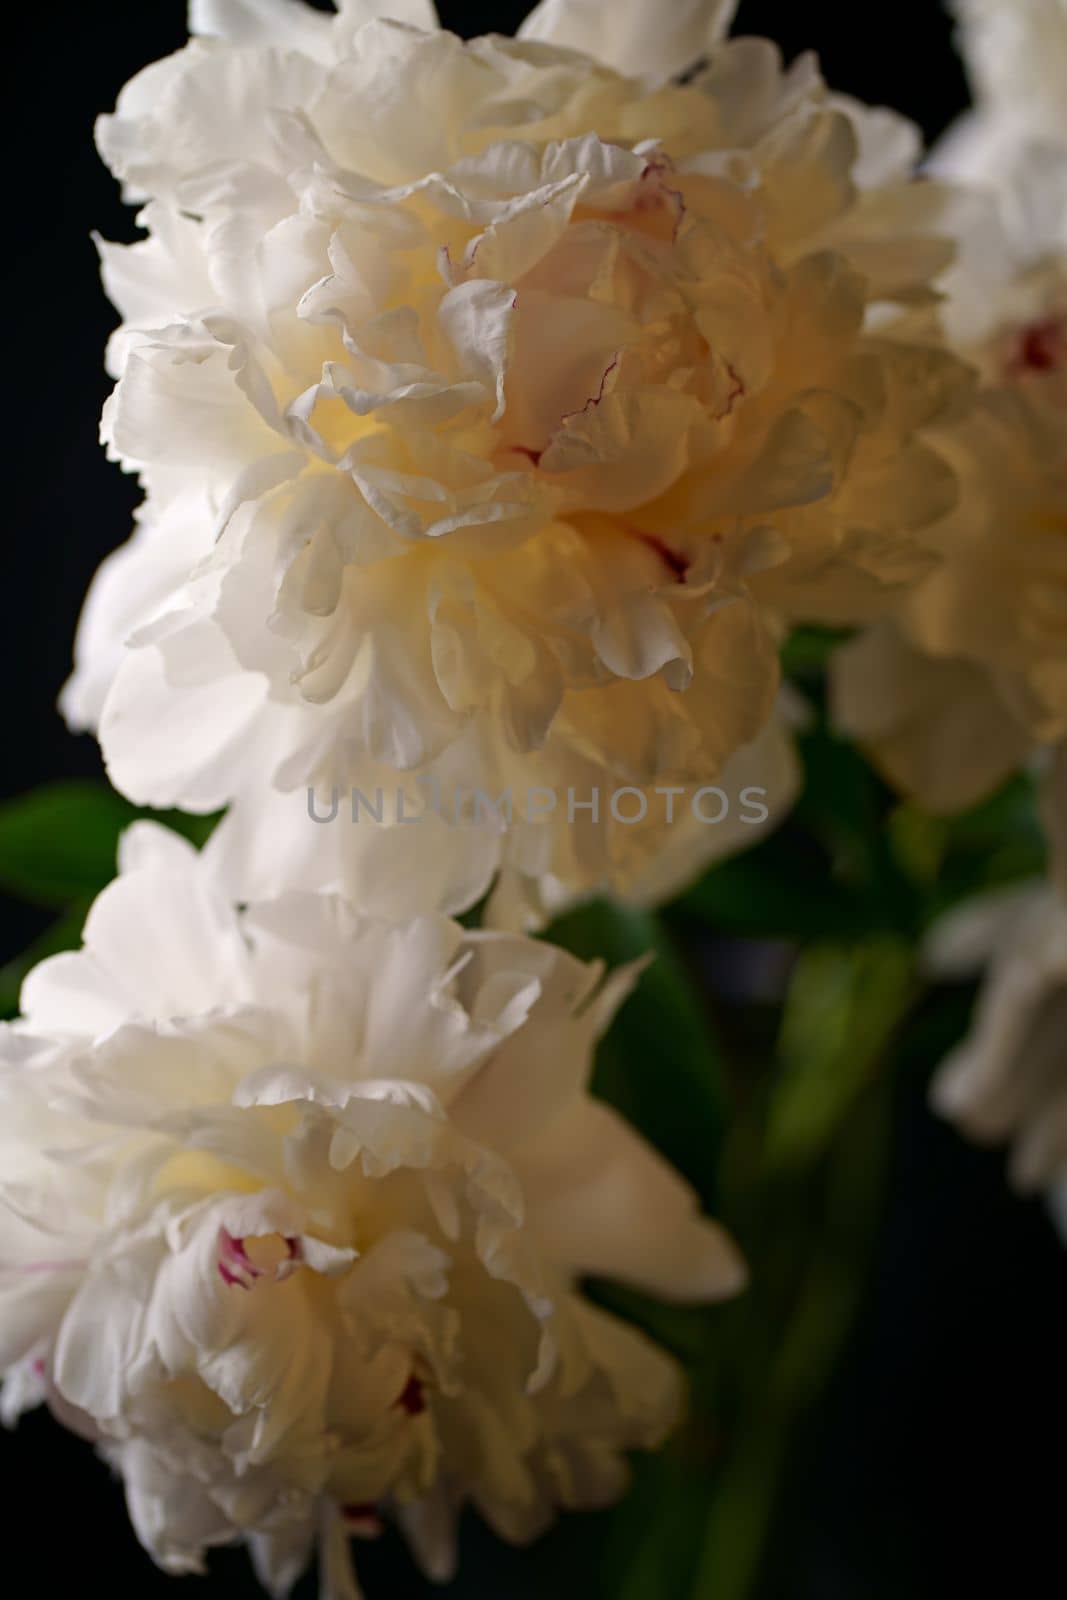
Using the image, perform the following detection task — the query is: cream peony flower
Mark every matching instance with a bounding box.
[935,0,1067,185]
[833,146,1067,878]
[926,881,1067,1237]
[66,0,968,919]
[831,388,1067,814]
[0,822,742,1595]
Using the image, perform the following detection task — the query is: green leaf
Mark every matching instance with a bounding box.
[674,715,921,943]
[0,782,140,905]
[0,781,221,908]
[163,809,223,850]
[587,1279,713,1366]
[930,772,1046,918]
[544,900,730,1207]
[780,624,851,684]
[0,900,92,1019]
[672,829,867,941]
[795,723,887,868]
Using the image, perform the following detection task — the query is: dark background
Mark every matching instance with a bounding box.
[2,4,1065,1596]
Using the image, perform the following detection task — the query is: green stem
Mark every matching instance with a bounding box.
[689,1035,901,1599]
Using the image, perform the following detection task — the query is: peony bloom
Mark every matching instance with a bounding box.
[65,0,969,920]
[0,822,742,1594]
[934,0,1067,185]
[831,389,1067,821]
[925,880,1067,1237]
[839,128,1067,1202]
[832,144,1067,878]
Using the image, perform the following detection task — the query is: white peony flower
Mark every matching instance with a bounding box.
[67,0,969,920]
[926,880,1067,1239]
[934,0,1067,185]
[0,822,742,1596]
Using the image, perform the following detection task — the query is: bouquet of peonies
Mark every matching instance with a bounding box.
[2,1,1066,1594]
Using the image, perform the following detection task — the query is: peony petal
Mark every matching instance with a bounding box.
[518,0,738,81]
[522,1099,747,1302]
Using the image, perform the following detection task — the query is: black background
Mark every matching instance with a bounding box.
[2,4,1066,1597]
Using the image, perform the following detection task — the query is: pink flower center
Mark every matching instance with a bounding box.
[342,1504,384,1540]
[605,155,687,240]
[1007,317,1066,378]
[635,530,691,583]
[394,1373,427,1416]
[217,1229,299,1289]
